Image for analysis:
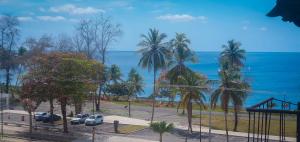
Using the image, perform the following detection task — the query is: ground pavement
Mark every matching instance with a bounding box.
[1,110,296,142]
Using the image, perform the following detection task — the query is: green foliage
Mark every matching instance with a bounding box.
[150,121,174,134]
[138,28,172,72]
[22,52,104,132]
[177,73,208,109]
[127,68,144,98]
[170,33,197,65]
[108,64,123,83]
[107,82,129,97]
[212,39,249,112]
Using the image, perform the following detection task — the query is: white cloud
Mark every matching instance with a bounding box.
[17,16,33,22]
[260,27,267,31]
[156,14,207,22]
[242,26,248,30]
[49,4,105,15]
[37,16,66,22]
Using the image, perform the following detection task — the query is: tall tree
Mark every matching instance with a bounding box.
[25,52,103,132]
[138,28,172,123]
[0,14,20,93]
[127,68,144,117]
[167,33,198,114]
[220,39,249,131]
[94,14,122,111]
[211,40,250,141]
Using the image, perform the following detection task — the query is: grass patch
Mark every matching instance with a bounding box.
[193,114,296,137]
[111,101,245,113]
[90,108,109,114]
[112,101,151,107]
[118,125,147,134]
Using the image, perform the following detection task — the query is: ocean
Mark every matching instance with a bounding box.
[1,51,300,107]
[105,51,300,107]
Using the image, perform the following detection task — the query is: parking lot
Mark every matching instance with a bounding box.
[2,112,136,134]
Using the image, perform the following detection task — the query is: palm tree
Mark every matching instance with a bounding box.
[220,40,245,70]
[109,64,122,84]
[127,68,144,117]
[211,40,249,141]
[211,68,249,140]
[138,28,172,123]
[150,121,174,142]
[177,73,208,133]
[221,39,249,132]
[167,33,198,114]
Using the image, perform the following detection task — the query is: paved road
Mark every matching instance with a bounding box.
[2,111,296,142]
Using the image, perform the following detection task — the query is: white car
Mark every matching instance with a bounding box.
[85,114,103,126]
[71,114,89,125]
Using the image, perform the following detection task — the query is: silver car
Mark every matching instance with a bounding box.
[85,114,103,126]
[71,114,89,125]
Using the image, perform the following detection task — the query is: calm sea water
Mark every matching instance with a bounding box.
[105,51,300,107]
[1,51,300,107]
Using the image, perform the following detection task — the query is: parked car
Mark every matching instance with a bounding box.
[42,114,61,123]
[85,114,103,126]
[71,114,89,125]
[34,112,47,121]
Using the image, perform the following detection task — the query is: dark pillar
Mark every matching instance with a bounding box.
[297,103,300,142]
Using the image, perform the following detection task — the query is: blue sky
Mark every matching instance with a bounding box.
[1,0,300,52]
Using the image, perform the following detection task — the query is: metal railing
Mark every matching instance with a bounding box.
[246,97,300,142]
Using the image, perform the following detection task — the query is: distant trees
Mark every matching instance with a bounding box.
[108,64,123,84]
[138,28,172,123]
[126,68,144,117]
[0,14,20,93]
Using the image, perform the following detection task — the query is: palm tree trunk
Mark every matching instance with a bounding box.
[150,70,156,124]
[224,112,229,142]
[199,105,202,142]
[159,133,162,142]
[5,67,10,93]
[128,100,131,117]
[187,96,193,133]
[233,105,238,131]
